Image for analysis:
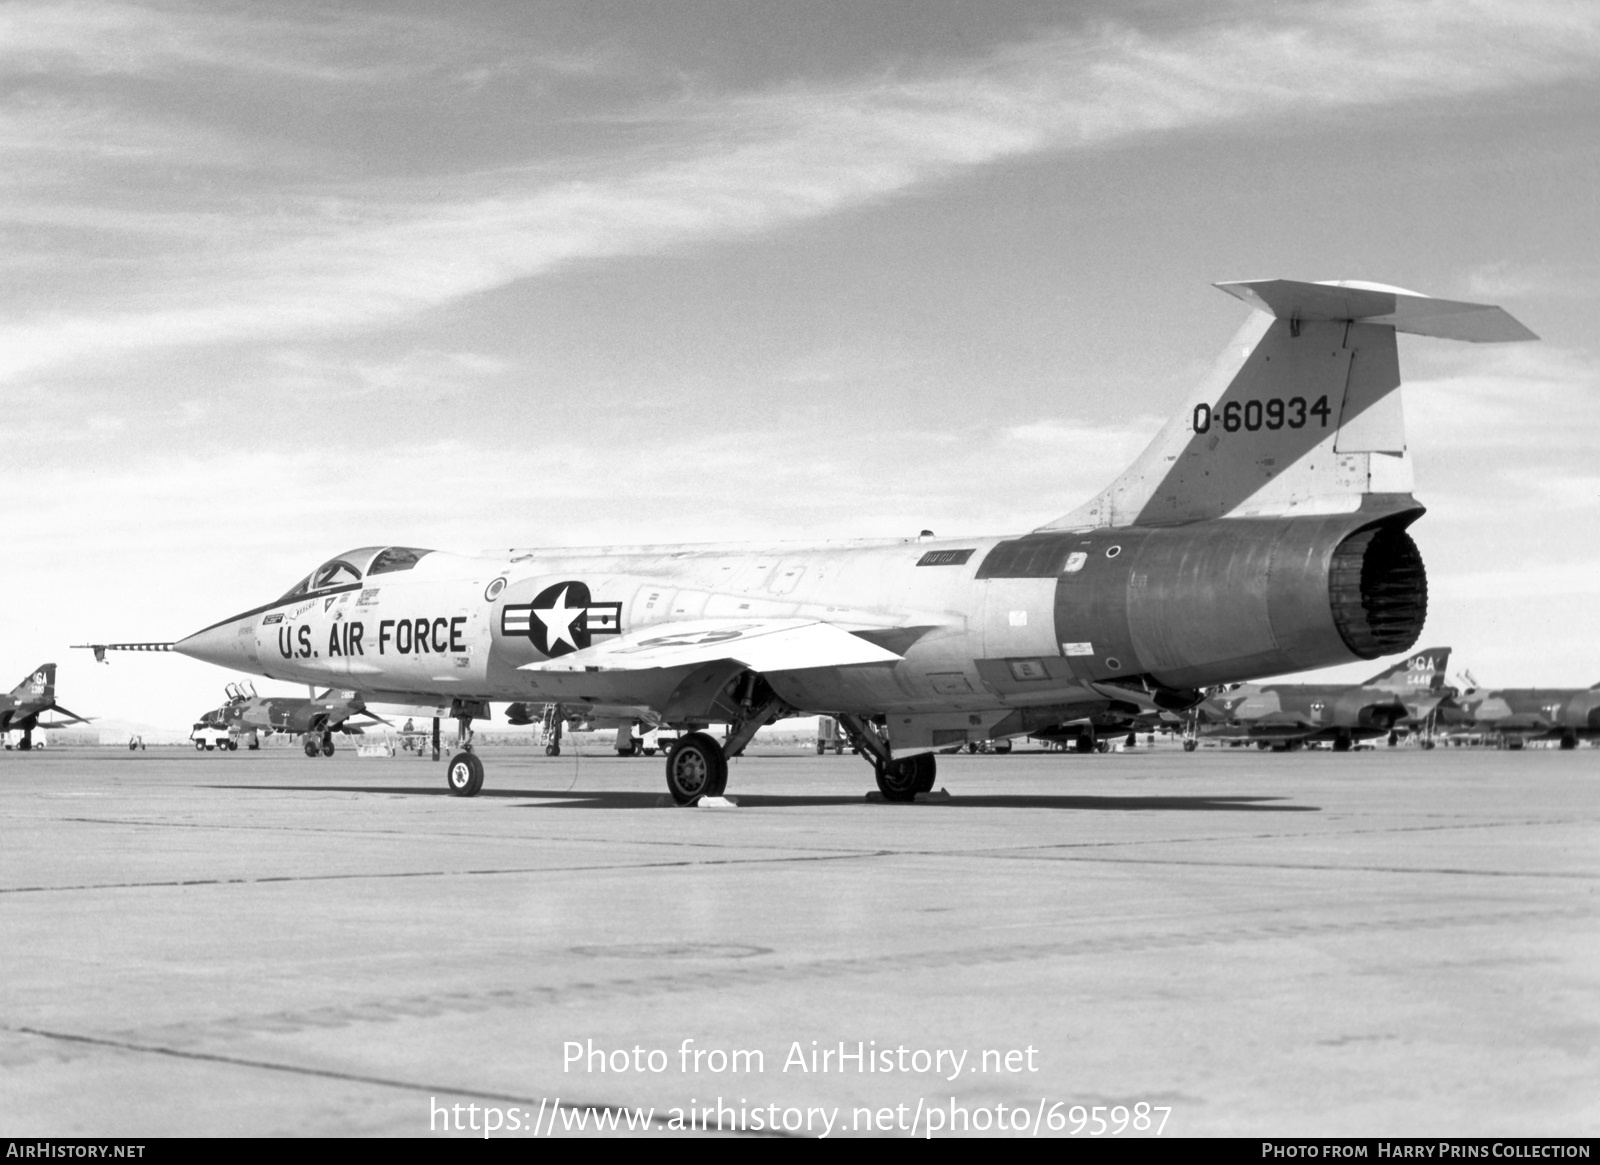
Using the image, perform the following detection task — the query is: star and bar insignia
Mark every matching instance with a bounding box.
[501,581,622,658]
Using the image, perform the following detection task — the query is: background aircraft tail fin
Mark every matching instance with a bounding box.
[1038,280,1535,531]
[1364,646,1451,691]
[11,663,55,702]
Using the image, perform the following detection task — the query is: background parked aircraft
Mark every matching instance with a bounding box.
[1190,647,1452,752]
[192,683,386,756]
[1441,681,1600,750]
[0,664,92,750]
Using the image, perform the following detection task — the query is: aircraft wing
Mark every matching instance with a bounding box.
[38,707,93,727]
[1249,711,1317,730]
[520,618,903,674]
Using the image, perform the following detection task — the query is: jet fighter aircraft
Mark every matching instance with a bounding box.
[1442,681,1600,750]
[86,279,1535,803]
[1190,646,1451,751]
[0,664,93,750]
[192,682,384,756]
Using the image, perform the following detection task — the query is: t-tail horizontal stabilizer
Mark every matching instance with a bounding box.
[1040,279,1536,531]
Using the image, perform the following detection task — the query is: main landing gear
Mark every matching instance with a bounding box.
[658,675,786,805]
[664,732,727,804]
[838,714,937,803]
[302,731,335,758]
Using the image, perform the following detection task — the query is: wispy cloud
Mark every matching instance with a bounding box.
[3,0,1597,381]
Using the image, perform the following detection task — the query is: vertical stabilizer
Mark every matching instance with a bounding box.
[1039,281,1536,531]
[1364,646,1451,692]
[12,664,54,702]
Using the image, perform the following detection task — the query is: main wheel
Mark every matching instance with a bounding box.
[1332,735,1353,753]
[227,739,238,751]
[1560,734,1578,751]
[1095,739,1112,753]
[1183,740,1198,752]
[875,753,934,802]
[1075,735,1094,753]
[320,736,335,757]
[992,738,1012,755]
[446,751,484,797]
[303,738,319,757]
[545,743,560,756]
[664,732,727,804]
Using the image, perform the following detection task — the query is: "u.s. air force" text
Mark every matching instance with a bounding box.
[274,617,467,660]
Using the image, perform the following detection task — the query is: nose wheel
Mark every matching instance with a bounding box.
[446,751,484,796]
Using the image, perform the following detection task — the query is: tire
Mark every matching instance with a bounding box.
[875,753,934,802]
[227,739,238,751]
[992,738,1012,755]
[303,738,319,758]
[1332,735,1353,753]
[664,732,727,804]
[816,742,826,755]
[1075,735,1093,753]
[321,737,335,757]
[545,743,560,757]
[446,751,484,797]
[129,741,138,752]
[194,739,205,752]
[1095,739,1112,753]
[1560,734,1578,751]
[1183,740,1198,752]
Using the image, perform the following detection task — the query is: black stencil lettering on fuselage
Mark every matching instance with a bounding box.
[916,549,976,567]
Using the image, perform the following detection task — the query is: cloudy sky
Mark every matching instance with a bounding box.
[4,0,1597,734]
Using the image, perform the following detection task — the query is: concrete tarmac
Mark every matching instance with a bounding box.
[2,744,1596,1138]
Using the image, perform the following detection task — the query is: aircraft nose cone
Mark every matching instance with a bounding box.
[175,619,254,670]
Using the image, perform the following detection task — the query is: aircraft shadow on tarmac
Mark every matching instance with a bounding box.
[204,785,1319,812]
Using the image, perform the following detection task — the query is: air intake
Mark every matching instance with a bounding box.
[1328,522,1427,659]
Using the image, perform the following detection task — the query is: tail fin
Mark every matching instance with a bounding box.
[1364,646,1451,692]
[1040,280,1536,530]
[11,664,55,702]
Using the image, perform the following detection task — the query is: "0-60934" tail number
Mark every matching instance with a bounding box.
[1193,395,1331,434]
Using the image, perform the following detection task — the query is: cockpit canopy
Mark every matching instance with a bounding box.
[275,546,434,604]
